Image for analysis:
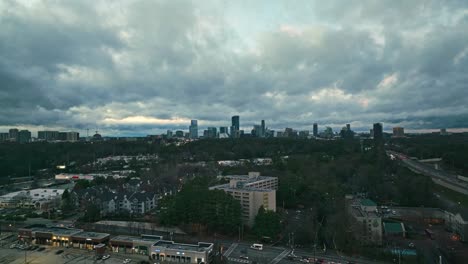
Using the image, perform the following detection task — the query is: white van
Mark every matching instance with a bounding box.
[250,244,263,251]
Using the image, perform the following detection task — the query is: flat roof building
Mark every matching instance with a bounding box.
[110,234,163,256]
[18,226,109,249]
[209,172,277,226]
[392,127,405,138]
[345,195,383,245]
[150,240,213,264]
[0,188,65,210]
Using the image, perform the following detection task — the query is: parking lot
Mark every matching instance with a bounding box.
[0,238,148,264]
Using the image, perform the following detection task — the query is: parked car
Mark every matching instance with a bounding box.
[38,247,46,252]
[123,259,131,264]
[240,255,249,260]
[55,249,64,255]
[102,255,110,260]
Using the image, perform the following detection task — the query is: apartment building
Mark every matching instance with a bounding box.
[209,172,277,226]
[345,195,383,245]
[74,186,158,216]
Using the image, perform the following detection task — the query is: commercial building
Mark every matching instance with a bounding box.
[209,172,278,226]
[231,116,240,138]
[231,116,239,131]
[219,127,228,134]
[65,132,79,142]
[440,128,449,136]
[0,188,64,210]
[55,173,129,181]
[205,127,217,138]
[299,130,309,138]
[261,120,266,137]
[345,195,383,245]
[392,127,405,138]
[175,130,184,138]
[0,132,9,141]
[110,235,163,255]
[150,240,213,264]
[9,128,19,142]
[18,130,31,143]
[313,123,318,137]
[189,120,198,139]
[38,130,59,141]
[373,123,383,141]
[445,208,468,242]
[18,226,109,249]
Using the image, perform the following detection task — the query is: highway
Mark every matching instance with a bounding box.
[387,150,468,195]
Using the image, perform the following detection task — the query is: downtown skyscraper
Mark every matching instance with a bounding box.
[189,120,198,139]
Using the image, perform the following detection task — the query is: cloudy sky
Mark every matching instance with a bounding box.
[1,0,468,136]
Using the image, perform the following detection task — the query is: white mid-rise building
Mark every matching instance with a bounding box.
[209,172,278,226]
[0,188,65,210]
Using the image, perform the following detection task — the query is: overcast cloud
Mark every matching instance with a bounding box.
[1,0,467,136]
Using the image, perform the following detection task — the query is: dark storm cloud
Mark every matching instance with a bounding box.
[0,0,467,136]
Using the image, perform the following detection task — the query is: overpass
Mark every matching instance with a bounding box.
[387,150,468,195]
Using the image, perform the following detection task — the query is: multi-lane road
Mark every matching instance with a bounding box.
[220,241,389,264]
[387,150,468,195]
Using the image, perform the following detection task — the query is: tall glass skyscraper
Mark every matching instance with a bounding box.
[189,120,198,139]
[231,116,239,130]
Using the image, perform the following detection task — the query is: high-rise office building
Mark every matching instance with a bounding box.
[392,127,404,138]
[261,120,265,137]
[38,131,59,141]
[0,133,9,141]
[66,132,79,142]
[9,128,19,142]
[219,127,228,134]
[299,130,309,138]
[373,123,383,141]
[58,132,67,141]
[166,130,173,138]
[189,120,198,139]
[231,115,240,138]
[231,116,239,131]
[207,127,217,138]
[346,124,351,131]
[313,123,318,137]
[18,130,31,143]
[252,125,261,137]
[175,130,184,138]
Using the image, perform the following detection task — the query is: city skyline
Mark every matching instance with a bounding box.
[1,1,468,136]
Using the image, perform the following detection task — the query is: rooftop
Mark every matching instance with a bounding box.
[210,173,277,192]
[72,231,110,240]
[360,199,377,207]
[95,220,186,235]
[383,222,405,233]
[0,188,65,201]
[111,235,163,243]
[152,240,213,252]
[32,226,82,236]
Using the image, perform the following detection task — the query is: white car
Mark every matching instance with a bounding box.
[102,255,110,260]
[123,259,131,264]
